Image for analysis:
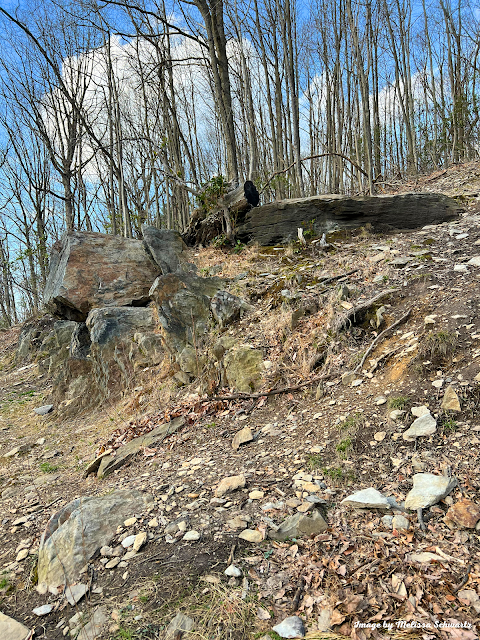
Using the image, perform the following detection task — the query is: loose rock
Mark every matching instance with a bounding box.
[272,615,306,638]
[341,488,391,510]
[232,427,253,451]
[403,412,437,440]
[445,499,480,529]
[269,510,328,541]
[214,474,246,497]
[441,385,461,412]
[405,473,457,510]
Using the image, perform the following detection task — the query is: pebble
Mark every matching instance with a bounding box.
[124,517,137,527]
[33,604,54,616]
[214,474,246,497]
[224,565,242,577]
[121,535,136,548]
[249,490,264,500]
[16,549,29,562]
[132,531,147,552]
[183,530,200,541]
[238,529,263,543]
[105,558,121,569]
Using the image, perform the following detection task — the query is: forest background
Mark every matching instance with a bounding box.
[0,0,476,325]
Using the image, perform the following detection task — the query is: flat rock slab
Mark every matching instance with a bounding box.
[445,499,480,529]
[341,488,391,510]
[96,416,185,478]
[405,473,457,510]
[237,193,461,245]
[0,612,33,640]
[166,613,194,640]
[44,231,161,321]
[37,489,153,589]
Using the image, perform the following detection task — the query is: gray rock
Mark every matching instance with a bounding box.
[225,565,242,577]
[402,413,437,440]
[211,290,251,328]
[142,225,194,275]
[272,615,306,638]
[269,510,328,541]
[0,611,32,640]
[232,427,253,450]
[44,231,161,321]
[34,405,54,416]
[166,613,194,640]
[405,473,457,510]
[341,488,391,510]
[74,606,108,640]
[32,604,53,616]
[149,272,223,353]
[37,489,153,589]
[392,515,410,531]
[382,515,393,528]
[65,582,88,605]
[96,417,184,478]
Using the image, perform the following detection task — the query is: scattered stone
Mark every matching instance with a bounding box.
[105,558,121,569]
[183,530,200,541]
[132,531,147,552]
[166,613,194,640]
[124,517,137,527]
[454,264,468,273]
[411,405,430,417]
[232,427,253,450]
[65,583,88,606]
[227,515,251,529]
[432,379,444,389]
[34,405,54,415]
[3,445,31,458]
[214,474,246,497]
[15,549,29,562]
[375,396,387,405]
[382,515,393,528]
[224,565,242,577]
[405,473,457,510]
[389,410,405,420]
[269,510,327,541]
[441,385,461,412]
[33,604,54,616]
[238,529,263,543]
[467,256,480,266]
[341,372,355,386]
[148,517,158,528]
[445,499,480,529]
[424,315,437,325]
[272,615,306,638]
[341,488,391,510]
[403,412,437,440]
[249,490,264,500]
[392,515,410,531]
[211,290,250,328]
[0,611,32,639]
[374,431,386,442]
[121,535,136,548]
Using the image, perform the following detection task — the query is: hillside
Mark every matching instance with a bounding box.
[1,171,480,639]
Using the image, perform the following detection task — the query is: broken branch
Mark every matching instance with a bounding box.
[354,308,411,372]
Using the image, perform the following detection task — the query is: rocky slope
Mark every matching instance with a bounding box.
[1,177,480,640]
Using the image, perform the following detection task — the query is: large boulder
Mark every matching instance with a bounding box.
[86,307,163,398]
[236,193,461,245]
[142,225,196,274]
[15,315,56,363]
[44,231,161,321]
[149,272,224,354]
[224,344,264,393]
[37,490,153,589]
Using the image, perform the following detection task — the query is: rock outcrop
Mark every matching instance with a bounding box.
[236,193,461,245]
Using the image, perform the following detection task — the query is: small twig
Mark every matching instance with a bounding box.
[453,564,472,593]
[208,372,333,402]
[227,544,236,566]
[354,309,411,372]
[291,576,306,612]
[417,508,426,531]
[317,268,360,293]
